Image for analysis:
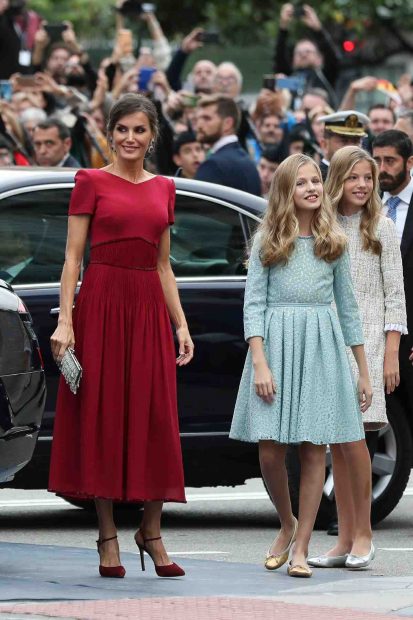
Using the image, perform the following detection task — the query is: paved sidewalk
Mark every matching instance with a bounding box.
[0,542,412,618]
[0,597,410,620]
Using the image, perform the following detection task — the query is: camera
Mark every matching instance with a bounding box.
[44,23,69,42]
[116,1,156,16]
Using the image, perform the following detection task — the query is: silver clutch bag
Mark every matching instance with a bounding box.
[58,347,82,394]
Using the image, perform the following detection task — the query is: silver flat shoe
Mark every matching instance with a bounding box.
[345,543,375,569]
[307,554,348,568]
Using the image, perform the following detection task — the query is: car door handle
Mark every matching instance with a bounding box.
[50,304,75,316]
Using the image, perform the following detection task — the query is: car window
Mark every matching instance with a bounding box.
[0,188,71,285]
[171,194,248,277]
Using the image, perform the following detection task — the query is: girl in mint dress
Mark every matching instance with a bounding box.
[230,154,372,578]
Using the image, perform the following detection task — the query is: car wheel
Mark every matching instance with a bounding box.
[285,405,412,529]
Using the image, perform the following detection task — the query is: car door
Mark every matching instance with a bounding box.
[0,185,73,439]
[172,190,259,434]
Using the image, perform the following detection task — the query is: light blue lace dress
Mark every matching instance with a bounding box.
[230,234,365,445]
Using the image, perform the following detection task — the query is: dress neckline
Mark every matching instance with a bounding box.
[298,235,314,239]
[98,169,159,186]
[338,209,363,220]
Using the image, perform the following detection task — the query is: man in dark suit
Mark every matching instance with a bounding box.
[373,130,413,424]
[195,94,261,196]
[33,117,81,167]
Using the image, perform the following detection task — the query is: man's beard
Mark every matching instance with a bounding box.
[196,130,222,145]
[379,166,407,192]
[262,135,281,145]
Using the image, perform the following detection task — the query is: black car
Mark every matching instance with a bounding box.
[0,167,411,527]
[0,280,46,484]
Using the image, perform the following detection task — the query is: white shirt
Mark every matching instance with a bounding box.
[210,134,238,154]
[383,177,413,242]
[57,153,71,167]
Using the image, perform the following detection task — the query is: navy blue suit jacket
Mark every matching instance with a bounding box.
[62,154,81,168]
[195,141,261,196]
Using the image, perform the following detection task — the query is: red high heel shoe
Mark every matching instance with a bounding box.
[96,535,126,578]
[135,530,185,577]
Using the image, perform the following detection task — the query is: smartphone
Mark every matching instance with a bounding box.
[44,23,68,42]
[0,80,12,101]
[294,3,305,17]
[276,76,305,92]
[138,66,156,92]
[116,28,134,57]
[15,74,37,89]
[262,74,276,91]
[195,31,220,45]
[180,93,200,108]
[141,3,156,12]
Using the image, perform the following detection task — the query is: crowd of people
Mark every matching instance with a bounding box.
[1,0,413,199]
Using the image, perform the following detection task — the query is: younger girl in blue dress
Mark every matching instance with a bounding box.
[230,153,372,578]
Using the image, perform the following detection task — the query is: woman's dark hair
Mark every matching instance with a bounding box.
[107,93,159,143]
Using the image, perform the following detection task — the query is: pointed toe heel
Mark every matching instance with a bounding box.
[135,530,185,578]
[96,535,126,578]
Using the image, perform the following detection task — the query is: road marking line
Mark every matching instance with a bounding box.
[168,551,229,556]
[378,548,413,551]
[0,487,412,509]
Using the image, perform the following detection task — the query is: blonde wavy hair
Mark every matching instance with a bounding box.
[325,146,382,255]
[259,153,346,266]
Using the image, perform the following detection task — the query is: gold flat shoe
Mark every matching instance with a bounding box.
[287,562,312,578]
[264,516,298,571]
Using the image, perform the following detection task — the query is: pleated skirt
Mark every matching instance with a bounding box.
[230,303,365,445]
[49,238,186,502]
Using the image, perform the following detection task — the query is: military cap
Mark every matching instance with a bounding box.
[318,110,370,138]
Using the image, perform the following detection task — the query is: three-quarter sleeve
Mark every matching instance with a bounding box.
[244,233,270,341]
[333,249,364,346]
[168,178,176,225]
[379,217,408,334]
[68,169,96,216]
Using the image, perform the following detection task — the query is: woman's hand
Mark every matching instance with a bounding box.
[254,360,276,404]
[176,326,194,366]
[357,374,373,413]
[383,349,400,394]
[50,322,75,363]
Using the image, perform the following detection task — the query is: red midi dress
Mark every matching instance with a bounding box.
[48,169,186,503]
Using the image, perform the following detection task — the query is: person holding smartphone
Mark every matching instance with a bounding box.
[165,27,217,94]
[273,3,341,109]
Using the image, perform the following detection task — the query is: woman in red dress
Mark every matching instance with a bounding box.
[49,93,194,579]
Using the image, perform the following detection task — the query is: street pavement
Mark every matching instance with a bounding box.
[0,477,412,619]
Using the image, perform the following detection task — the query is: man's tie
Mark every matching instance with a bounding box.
[387,196,401,223]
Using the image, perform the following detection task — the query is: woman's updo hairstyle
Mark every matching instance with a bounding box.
[107,93,159,144]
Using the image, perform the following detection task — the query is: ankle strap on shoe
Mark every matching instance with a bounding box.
[144,536,162,543]
[96,535,118,548]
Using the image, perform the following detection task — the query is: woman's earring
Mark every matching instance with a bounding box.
[147,140,155,154]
